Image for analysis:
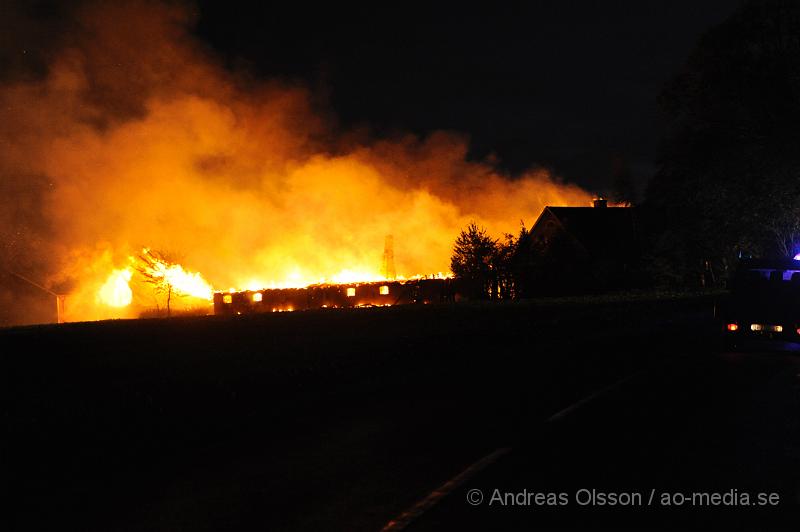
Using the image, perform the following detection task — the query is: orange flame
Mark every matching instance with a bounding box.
[0,2,592,324]
[97,268,133,307]
[135,249,213,301]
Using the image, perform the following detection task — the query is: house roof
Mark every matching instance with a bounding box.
[539,206,636,257]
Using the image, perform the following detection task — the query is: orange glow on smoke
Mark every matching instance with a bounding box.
[0,1,592,323]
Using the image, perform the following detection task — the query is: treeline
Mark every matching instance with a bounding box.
[452,1,800,295]
[450,222,527,300]
[643,0,800,287]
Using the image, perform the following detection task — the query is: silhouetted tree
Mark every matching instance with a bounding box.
[451,223,498,299]
[646,0,800,285]
[762,165,800,257]
[495,222,532,299]
[493,231,519,300]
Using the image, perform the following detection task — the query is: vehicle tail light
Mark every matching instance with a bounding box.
[727,323,738,331]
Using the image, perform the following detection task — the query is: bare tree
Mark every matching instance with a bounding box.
[765,202,800,258]
[134,249,178,316]
[760,166,800,258]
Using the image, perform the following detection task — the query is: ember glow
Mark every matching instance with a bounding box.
[0,1,592,324]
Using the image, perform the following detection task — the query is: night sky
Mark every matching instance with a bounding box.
[194,1,743,196]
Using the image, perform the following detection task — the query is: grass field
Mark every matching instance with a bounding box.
[4,296,719,531]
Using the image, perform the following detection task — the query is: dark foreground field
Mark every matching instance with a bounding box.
[4,296,799,531]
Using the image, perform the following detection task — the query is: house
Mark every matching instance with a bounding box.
[514,199,639,296]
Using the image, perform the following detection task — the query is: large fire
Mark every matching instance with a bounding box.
[135,249,213,301]
[0,1,592,324]
[97,269,133,308]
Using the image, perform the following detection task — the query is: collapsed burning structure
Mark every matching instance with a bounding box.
[215,233,455,315]
[214,278,454,315]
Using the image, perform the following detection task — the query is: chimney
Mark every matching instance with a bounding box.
[593,198,607,208]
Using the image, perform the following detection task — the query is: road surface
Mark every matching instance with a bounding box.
[402,350,800,531]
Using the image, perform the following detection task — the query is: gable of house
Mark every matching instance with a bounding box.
[538,206,636,261]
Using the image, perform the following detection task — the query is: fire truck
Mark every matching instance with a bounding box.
[719,258,800,350]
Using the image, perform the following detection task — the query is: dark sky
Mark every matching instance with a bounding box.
[194,1,743,196]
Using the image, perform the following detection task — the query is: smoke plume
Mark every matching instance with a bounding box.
[0,1,591,323]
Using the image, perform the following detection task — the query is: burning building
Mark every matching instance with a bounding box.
[0,1,593,325]
[213,278,454,315]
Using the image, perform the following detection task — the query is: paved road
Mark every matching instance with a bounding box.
[8,300,797,531]
[403,350,800,531]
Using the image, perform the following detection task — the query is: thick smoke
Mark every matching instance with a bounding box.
[0,1,591,324]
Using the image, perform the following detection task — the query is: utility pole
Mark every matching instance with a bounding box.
[7,270,65,324]
[382,235,396,280]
